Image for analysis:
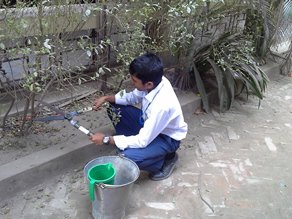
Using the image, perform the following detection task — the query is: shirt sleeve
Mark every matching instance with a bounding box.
[115,89,145,105]
[113,107,172,150]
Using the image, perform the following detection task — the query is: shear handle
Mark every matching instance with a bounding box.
[70,120,94,136]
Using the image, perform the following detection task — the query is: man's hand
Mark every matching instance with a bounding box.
[91,95,115,111]
[89,133,105,146]
[91,97,107,111]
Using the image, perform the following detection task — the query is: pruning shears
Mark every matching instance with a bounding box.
[34,100,95,136]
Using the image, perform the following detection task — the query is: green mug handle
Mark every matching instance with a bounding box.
[89,179,96,201]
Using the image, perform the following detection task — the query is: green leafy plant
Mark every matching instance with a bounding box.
[192,32,269,112]
[103,102,121,127]
[187,0,291,112]
[107,1,167,91]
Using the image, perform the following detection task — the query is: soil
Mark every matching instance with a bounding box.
[0,97,112,166]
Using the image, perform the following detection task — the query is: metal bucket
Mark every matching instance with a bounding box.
[84,156,140,219]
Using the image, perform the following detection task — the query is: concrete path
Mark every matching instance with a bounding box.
[1,62,292,218]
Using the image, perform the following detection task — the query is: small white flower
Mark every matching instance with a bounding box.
[44,40,51,49]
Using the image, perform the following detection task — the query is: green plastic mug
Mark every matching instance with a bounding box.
[88,162,116,201]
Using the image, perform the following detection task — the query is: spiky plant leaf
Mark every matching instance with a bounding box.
[224,67,235,110]
[206,58,225,112]
[236,64,263,99]
[193,65,210,113]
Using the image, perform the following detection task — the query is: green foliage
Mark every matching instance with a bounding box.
[108,1,167,90]
[1,0,289,133]
[244,9,265,57]
[103,102,121,127]
[165,0,207,56]
[193,32,269,112]
[0,1,112,133]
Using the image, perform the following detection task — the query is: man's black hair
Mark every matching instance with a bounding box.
[129,52,163,87]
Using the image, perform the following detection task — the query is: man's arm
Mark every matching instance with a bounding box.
[90,95,117,146]
[90,89,143,147]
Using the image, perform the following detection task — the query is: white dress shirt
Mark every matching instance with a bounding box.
[113,76,188,150]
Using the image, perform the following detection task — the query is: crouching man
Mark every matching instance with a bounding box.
[89,52,188,181]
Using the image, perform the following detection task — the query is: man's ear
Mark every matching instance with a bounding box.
[146,81,154,90]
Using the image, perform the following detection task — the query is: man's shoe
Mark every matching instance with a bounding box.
[149,153,179,181]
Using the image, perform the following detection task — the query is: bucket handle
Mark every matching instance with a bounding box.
[89,179,96,201]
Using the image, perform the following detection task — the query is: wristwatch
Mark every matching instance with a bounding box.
[102,134,110,145]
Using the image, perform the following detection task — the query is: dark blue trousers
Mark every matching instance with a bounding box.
[107,103,180,172]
